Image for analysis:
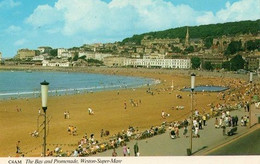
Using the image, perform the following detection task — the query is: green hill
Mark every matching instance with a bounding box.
[121,19,260,45]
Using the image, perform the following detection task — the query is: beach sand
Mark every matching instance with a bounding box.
[0,67,242,156]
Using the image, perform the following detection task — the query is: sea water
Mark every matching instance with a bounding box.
[0,71,157,100]
[181,85,229,92]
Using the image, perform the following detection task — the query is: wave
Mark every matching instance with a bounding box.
[0,81,157,97]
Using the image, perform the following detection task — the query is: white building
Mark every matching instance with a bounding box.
[124,58,191,69]
[78,52,112,61]
[0,52,2,61]
[143,53,165,59]
[57,48,72,58]
[32,55,45,61]
[94,53,112,61]
[42,60,70,67]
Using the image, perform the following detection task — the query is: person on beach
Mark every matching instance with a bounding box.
[88,107,94,115]
[124,100,127,110]
[16,141,21,154]
[67,111,70,119]
[38,108,41,115]
[64,111,67,119]
[161,111,166,119]
[100,129,104,138]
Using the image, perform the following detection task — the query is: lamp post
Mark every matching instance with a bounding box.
[40,80,49,157]
[189,73,196,156]
[249,72,253,128]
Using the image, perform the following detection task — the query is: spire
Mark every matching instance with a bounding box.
[185,26,189,47]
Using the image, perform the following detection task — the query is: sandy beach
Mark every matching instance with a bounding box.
[0,66,249,156]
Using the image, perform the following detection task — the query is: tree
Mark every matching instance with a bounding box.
[230,54,245,71]
[245,39,260,51]
[224,41,242,56]
[222,61,231,71]
[203,61,213,70]
[73,54,78,61]
[78,55,86,61]
[191,57,201,69]
[171,46,182,53]
[204,37,213,49]
[185,46,194,53]
[50,49,57,57]
[87,58,103,66]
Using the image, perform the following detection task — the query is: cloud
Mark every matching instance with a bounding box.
[14,39,27,46]
[0,0,21,8]
[5,25,21,33]
[25,0,260,41]
[197,0,260,25]
[26,4,63,27]
[216,0,260,22]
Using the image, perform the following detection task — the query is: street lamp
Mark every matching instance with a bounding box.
[249,71,253,83]
[40,80,49,157]
[249,72,253,128]
[188,73,195,156]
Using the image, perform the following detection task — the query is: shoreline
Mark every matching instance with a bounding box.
[0,69,159,101]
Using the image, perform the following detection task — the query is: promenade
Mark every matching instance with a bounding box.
[94,109,255,156]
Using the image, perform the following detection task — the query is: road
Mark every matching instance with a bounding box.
[207,127,260,155]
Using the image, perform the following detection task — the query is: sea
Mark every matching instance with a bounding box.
[0,70,157,100]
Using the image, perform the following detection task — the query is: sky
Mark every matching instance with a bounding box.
[0,0,259,58]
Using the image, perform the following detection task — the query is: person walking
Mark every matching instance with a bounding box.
[127,147,130,156]
[112,149,117,157]
[183,126,188,138]
[202,115,207,126]
[134,142,139,156]
[222,125,226,136]
[123,144,127,156]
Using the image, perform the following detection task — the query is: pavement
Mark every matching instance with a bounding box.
[94,109,255,157]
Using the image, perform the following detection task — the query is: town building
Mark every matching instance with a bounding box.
[78,52,112,61]
[103,56,127,67]
[15,49,36,60]
[42,60,70,67]
[124,58,191,69]
[246,56,260,71]
[57,48,72,58]
[200,55,226,69]
[32,55,45,61]
[0,52,2,62]
[38,47,52,54]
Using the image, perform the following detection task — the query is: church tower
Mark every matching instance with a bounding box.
[185,26,189,47]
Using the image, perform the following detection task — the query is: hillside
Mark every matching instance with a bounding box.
[121,19,260,45]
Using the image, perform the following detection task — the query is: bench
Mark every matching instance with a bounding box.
[227,127,237,136]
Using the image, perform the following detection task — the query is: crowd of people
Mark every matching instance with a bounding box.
[67,125,77,136]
